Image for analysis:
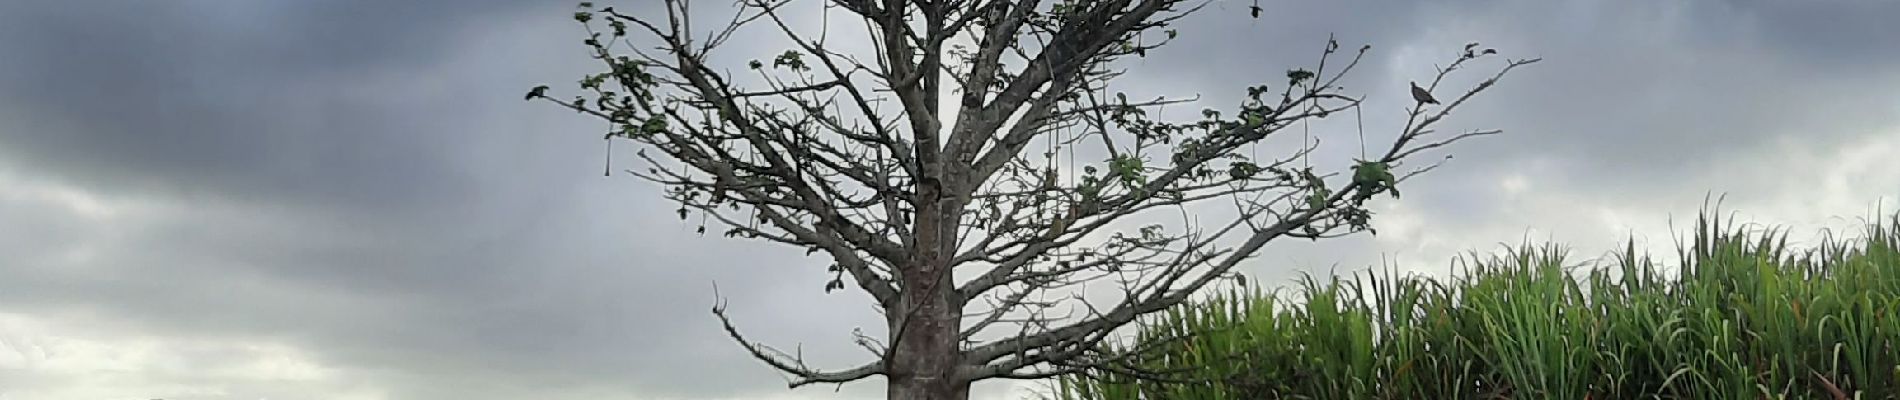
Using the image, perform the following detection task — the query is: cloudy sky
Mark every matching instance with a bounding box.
[3,0,1899,399]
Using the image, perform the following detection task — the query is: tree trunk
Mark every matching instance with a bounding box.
[885,276,968,400]
[886,334,969,399]
[887,375,970,400]
[888,174,970,399]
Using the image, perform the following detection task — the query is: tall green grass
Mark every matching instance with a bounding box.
[1052,210,1900,399]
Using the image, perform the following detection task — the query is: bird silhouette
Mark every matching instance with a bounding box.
[1410,81,1439,105]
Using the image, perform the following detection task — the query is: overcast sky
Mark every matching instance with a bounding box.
[3,0,1899,399]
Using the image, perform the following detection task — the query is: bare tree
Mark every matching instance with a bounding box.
[528,1,1536,398]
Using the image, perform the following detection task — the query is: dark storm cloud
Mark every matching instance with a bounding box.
[1730,0,1900,72]
[1365,0,1900,252]
[1125,1,1900,272]
[0,0,905,397]
[3,1,1899,399]
[0,0,535,215]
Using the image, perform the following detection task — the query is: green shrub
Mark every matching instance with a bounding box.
[1053,210,1900,399]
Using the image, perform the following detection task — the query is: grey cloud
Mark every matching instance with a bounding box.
[0,1,863,398]
[0,0,538,216]
[4,1,1900,399]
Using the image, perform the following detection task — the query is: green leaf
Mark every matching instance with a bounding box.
[1286,69,1315,84]
[1309,185,1331,209]
[1351,160,1398,199]
[773,50,808,71]
[641,116,669,135]
[1228,161,1261,180]
[1108,155,1147,190]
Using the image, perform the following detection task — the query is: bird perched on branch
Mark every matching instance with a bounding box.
[1410,81,1439,105]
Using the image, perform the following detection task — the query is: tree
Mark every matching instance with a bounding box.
[528,1,1536,398]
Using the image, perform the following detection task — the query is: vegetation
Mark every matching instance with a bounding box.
[1054,209,1900,399]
